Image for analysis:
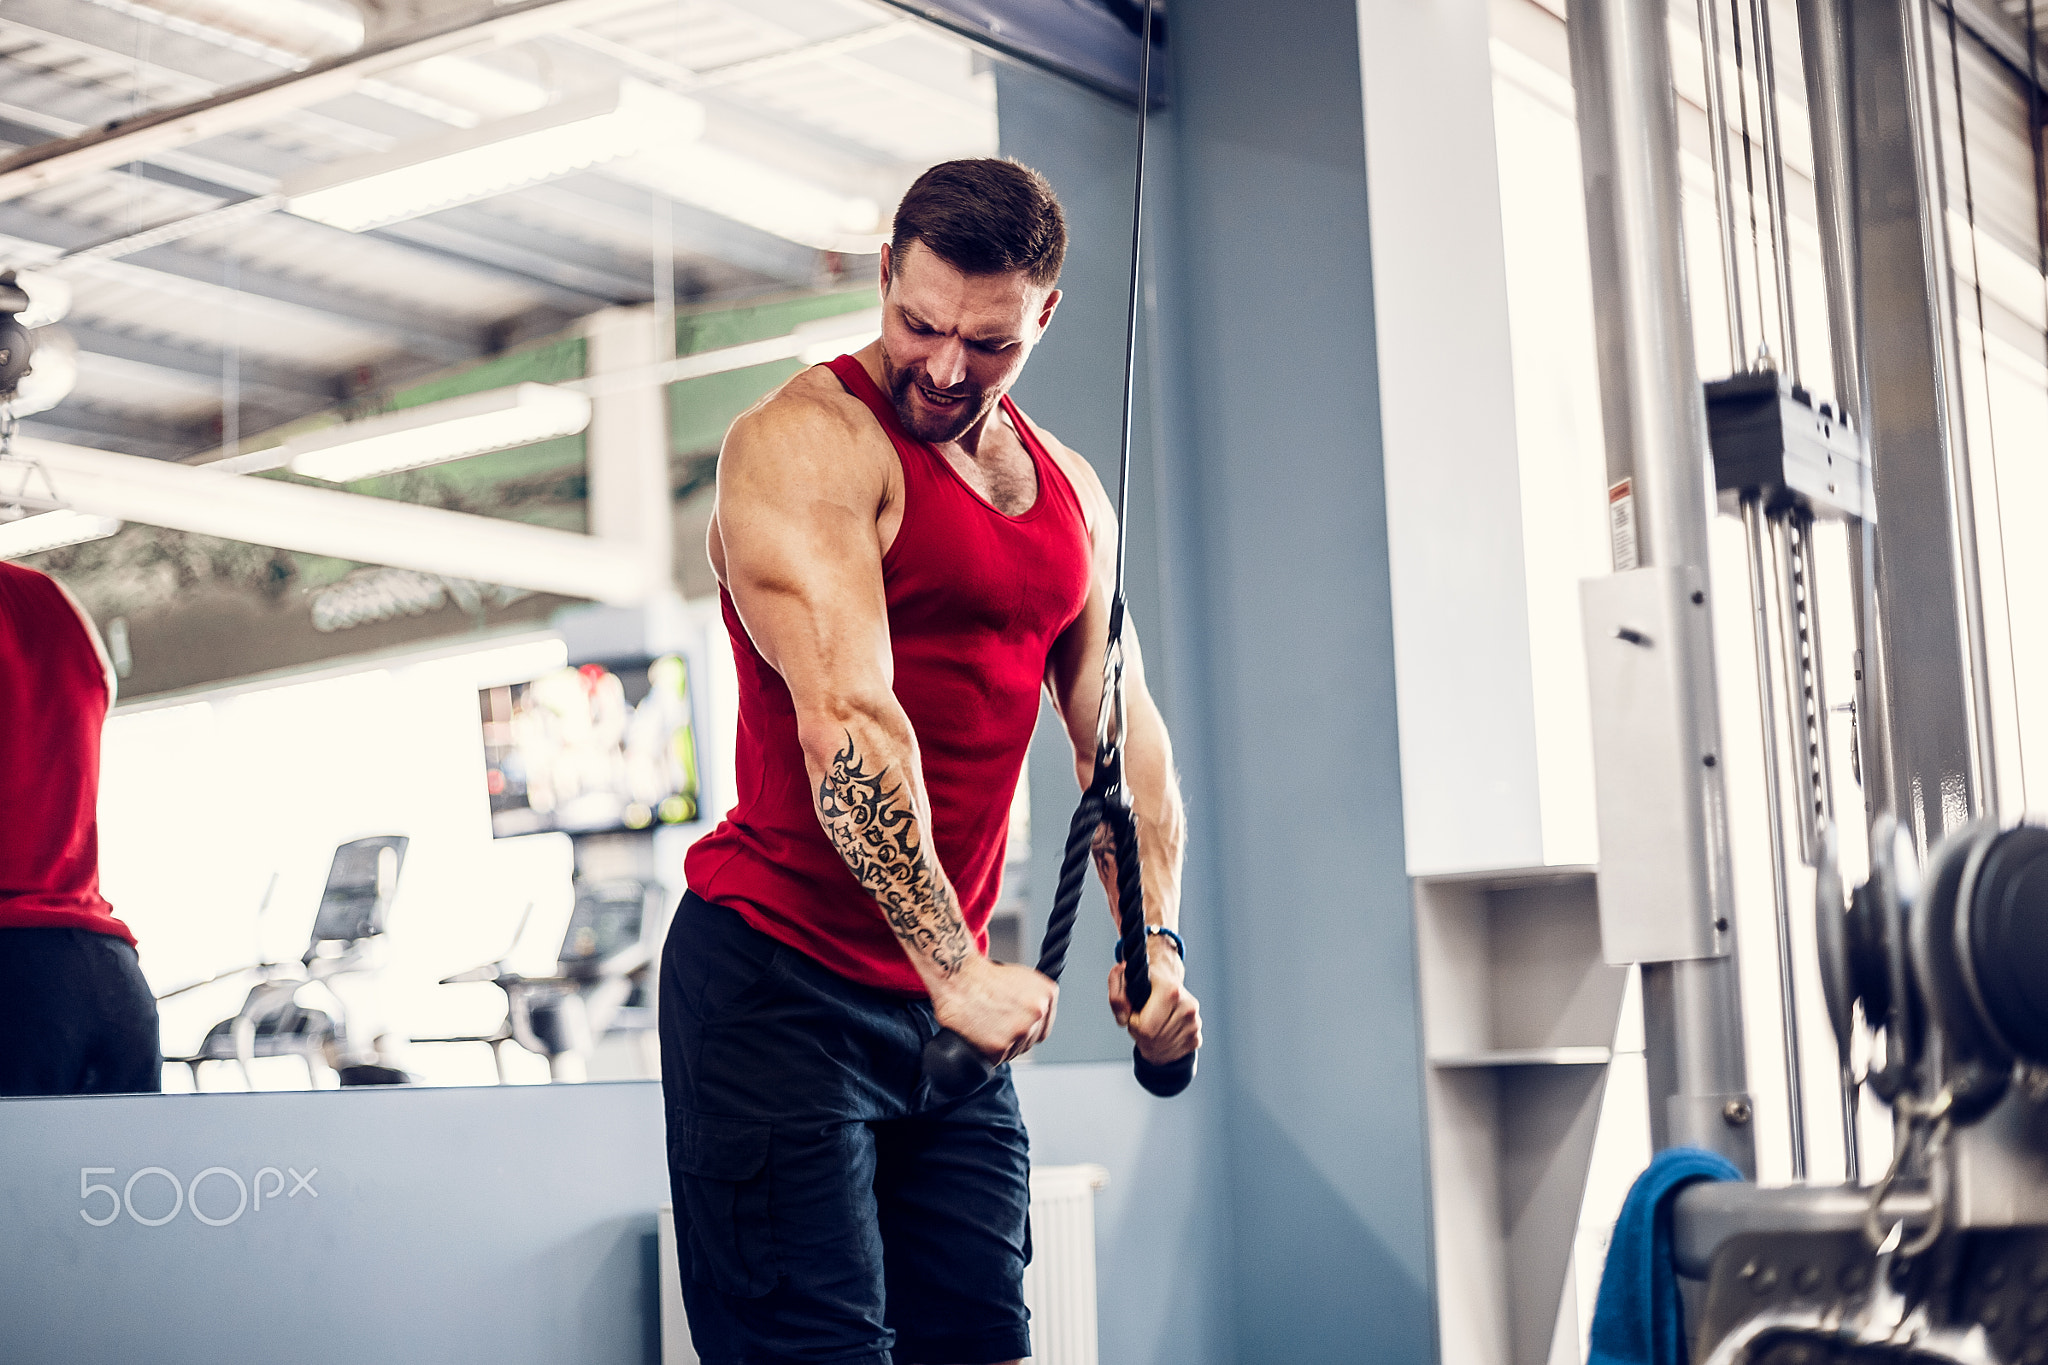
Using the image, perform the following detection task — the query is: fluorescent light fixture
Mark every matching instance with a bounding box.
[9,270,71,328]
[0,509,121,558]
[287,383,593,482]
[284,80,704,232]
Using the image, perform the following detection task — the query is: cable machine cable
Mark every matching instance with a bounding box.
[1730,0,1776,370]
[1729,0,1835,1181]
[1748,0,1803,384]
[1699,0,1753,369]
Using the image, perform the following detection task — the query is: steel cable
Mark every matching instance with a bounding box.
[1698,0,1752,369]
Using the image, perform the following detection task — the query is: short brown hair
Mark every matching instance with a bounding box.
[890,159,1066,288]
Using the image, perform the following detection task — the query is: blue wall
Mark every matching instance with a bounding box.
[0,1083,668,1365]
[1167,0,1434,1358]
[1001,0,1437,1358]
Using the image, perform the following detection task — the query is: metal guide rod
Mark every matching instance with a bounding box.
[1792,0,1863,415]
[1724,3,1833,1193]
[1744,496,1810,1180]
[1696,0,1751,369]
[1794,0,1897,828]
[1793,0,1876,1187]
[1842,0,1995,845]
[1567,0,1755,1172]
[1923,0,2002,824]
[1746,0,1803,384]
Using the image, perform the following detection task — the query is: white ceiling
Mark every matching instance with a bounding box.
[0,0,1001,458]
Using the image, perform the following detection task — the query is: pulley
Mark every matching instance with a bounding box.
[0,313,32,401]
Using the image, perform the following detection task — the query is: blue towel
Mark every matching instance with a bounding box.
[1587,1146,1743,1365]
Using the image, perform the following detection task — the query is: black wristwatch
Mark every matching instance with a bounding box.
[1114,924,1185,962]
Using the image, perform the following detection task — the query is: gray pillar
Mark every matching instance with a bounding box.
[1567,0,1756,1173]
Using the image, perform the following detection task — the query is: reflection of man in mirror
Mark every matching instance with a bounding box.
[661,160,1199,1364]
[0,561,160,1095]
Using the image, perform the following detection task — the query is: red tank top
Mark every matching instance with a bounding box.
[686,354,1092,994]
[0,562,133,945]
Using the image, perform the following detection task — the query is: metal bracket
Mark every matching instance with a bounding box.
[1581,565,1735,963]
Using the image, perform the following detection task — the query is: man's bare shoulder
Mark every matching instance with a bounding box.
[726,365,889,472]
[1009,406,1109,534]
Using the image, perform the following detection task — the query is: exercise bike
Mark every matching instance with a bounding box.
[163,836,412,1090]
[413,872,659,1083]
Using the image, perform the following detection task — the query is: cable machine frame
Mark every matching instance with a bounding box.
[1568,0,2048,1357]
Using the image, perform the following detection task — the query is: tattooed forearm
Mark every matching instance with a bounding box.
[816,732,974,978]
[1091,819,1120,918]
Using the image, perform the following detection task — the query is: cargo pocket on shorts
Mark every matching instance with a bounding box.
[671,1109,778,1297]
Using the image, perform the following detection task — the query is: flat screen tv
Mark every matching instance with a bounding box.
[480,655,700,839]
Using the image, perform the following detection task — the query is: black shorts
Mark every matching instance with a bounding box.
[0,926,161,1097]
[659,892,1032,1365]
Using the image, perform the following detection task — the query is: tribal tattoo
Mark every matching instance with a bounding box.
[1091,819,1121,918]
[816,733,974,978]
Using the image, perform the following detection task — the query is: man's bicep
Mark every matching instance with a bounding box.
[1044,610,1102,742]
[718,418,892,709]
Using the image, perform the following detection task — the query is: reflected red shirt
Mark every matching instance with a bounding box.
[685,355,1092,995]
[0,562,133,945]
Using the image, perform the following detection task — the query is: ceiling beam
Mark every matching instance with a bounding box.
[65,321,340,405]
[0,0,656,203]
[0,25,824,299]
[122,240,486,365]
[372,211,654,305]
[0,3,264,100]
[18,416,196,462]
[539,174,823,283]
[25,403,213,448]
[0,202,486,364]
[14,435,646,603]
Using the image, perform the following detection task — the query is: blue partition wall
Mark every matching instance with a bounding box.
[0,1083,669,1365]
[1000,0,1436,1360]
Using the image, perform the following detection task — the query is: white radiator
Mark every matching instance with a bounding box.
[659,1162,1109,1365]
[659,1204,699,1365]
[1025,1163,1110,1365]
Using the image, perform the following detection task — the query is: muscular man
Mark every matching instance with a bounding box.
[661,159,1200,1365]
[0,560,160,1095]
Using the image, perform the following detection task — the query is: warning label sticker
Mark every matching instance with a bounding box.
[1608,477,1639,572]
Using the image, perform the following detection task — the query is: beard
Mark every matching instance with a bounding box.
[883,353,995,445]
